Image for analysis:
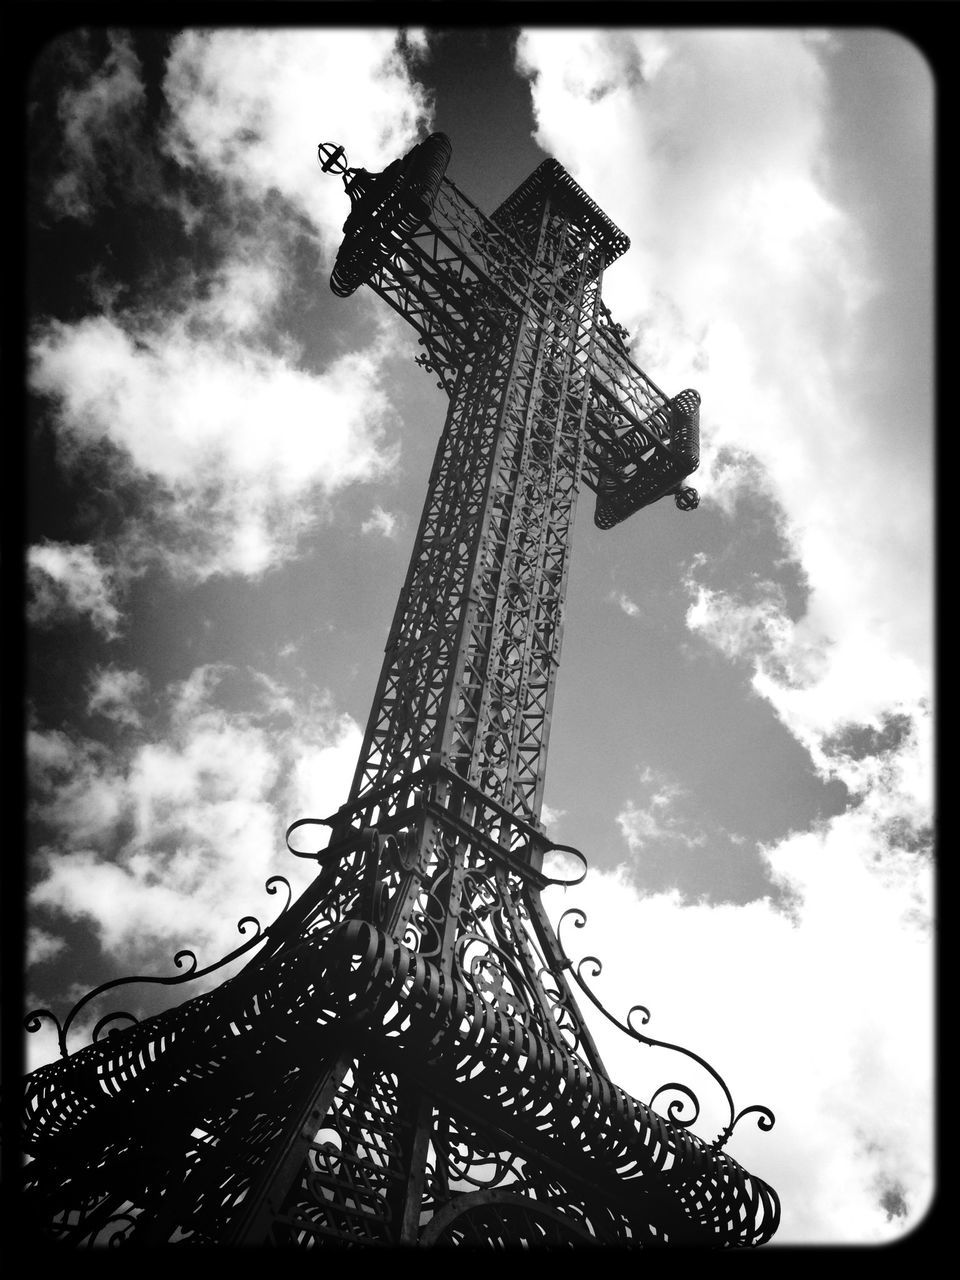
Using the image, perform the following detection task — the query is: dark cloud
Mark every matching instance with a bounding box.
[33,31,166,222]
[823,712,914,763]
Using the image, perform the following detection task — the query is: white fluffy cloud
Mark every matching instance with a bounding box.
[31,305,399,581]
[27,663,362,1062]
[517,25,932,842]
[161,28,431,257]
[27,928,67,968]
[516,28,932,728]
[30,29,431,590]
[544,811,933,1243]
[28,541,123,637]
[518,28,933,1244]
[616,767,705,853]
[361,505,399,538]
[610,589,640,618]
[86,666,149,728]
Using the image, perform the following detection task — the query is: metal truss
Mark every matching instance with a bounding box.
[347,142,699,828]
[21,134,776,1249]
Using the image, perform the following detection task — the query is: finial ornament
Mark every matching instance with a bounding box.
[317,141,349,174]
[675,485,700,510]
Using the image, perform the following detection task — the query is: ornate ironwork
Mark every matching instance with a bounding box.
[24,877,293,1060]
[557,907,776,1151]
[20,133,776,1248]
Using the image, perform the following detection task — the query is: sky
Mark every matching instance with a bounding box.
[18,24,934,1247]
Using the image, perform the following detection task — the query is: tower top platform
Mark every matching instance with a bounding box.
[493,158,631,267]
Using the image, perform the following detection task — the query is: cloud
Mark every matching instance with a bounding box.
[44,31,158,221]
[29,726,128,845]
[685,577,932,808]
[515,28,932,708]
[288,721,363,831]
[517,29,933,1242]
[616,767,706,854]
[540,801,567,829]
[86,666,149,728]
[609,758,790,907]
[28,541,123,637]
[160,29,431,254]
[544,808,933,1243]
[517,27,932,835]
[42,28,432,245]
[686,579,828,689]
[361,506,398,538]
[27,664,363,1055]
[27,928,67,967]
[30,29,431,585]
[610,590,640,618]
[30,277,400,581]
[609,766,774,905]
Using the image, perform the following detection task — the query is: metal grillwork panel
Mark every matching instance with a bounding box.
[270,765,610,1072]
[263,1062,409,1246]
[23,915,780,1246]
[21,134,775,1249]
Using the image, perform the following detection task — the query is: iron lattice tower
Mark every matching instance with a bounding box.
[21,135,779,1247]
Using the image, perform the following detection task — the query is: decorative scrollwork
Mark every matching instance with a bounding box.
[25,877,293,1060]
[535,963,584,1054]
[92,1012,139,1043]
[649,1081,701,1128]
[534,839,589,888]
[557,907,775,1151]
[455,930,539,1021]
[396,837,449,958]
[436,1114,527,1193]
[285,815,334,858]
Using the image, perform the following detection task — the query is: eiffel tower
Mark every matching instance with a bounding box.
[21,134,780,1247]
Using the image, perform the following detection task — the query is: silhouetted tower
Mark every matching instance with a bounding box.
[22,135,778,1246]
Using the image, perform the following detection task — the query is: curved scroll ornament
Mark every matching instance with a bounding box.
[421,1191,600,1247]
[284,815,335,859]
[441,1126,525,1194]
[415,341,446,391]
[25,877,293,1061]
[557,908,775,1152]
[536,840,589,889]
[455,930,541,1022]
